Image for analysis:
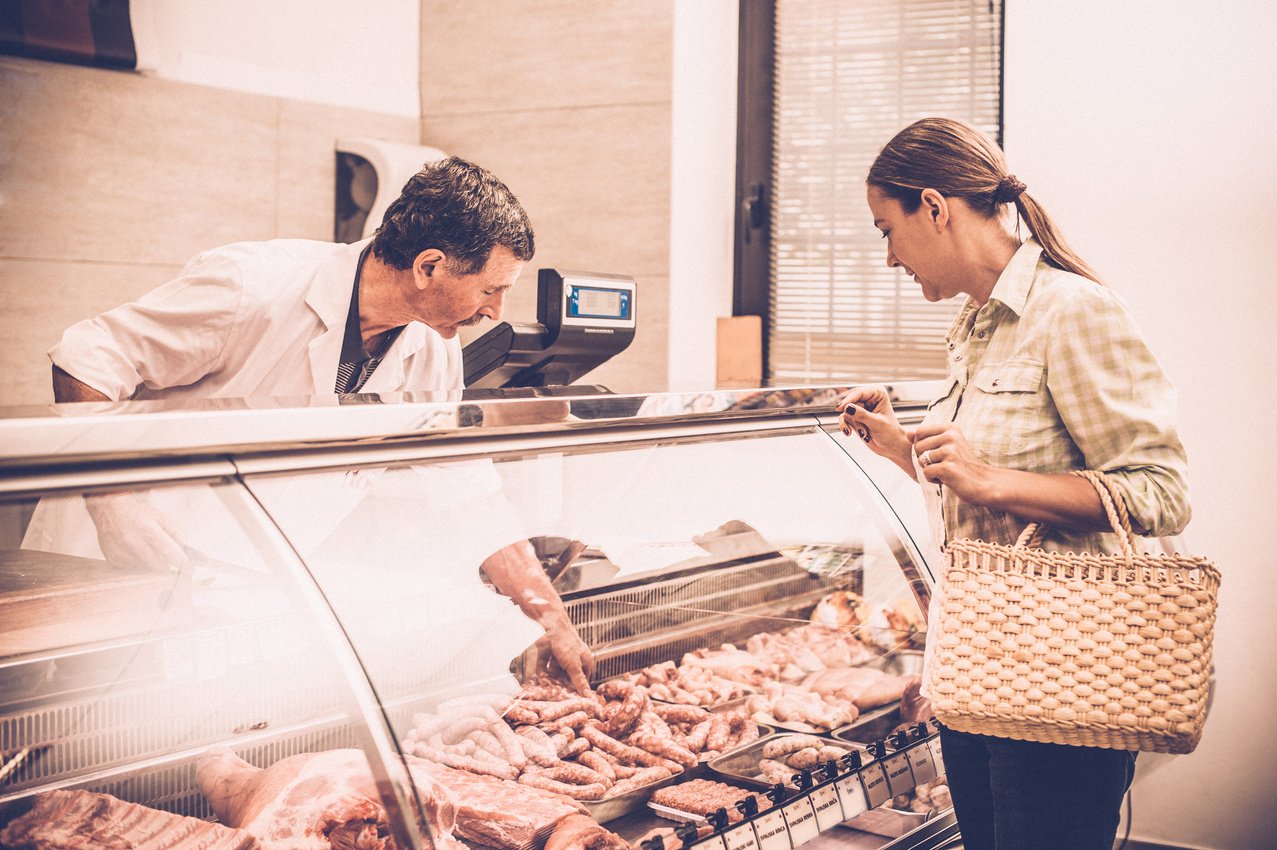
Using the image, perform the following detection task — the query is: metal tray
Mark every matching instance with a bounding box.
[841,804,931,837]
[582,771,683,823]
[707,732,865,790]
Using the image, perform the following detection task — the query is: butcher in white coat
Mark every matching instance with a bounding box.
[29,156,594,692]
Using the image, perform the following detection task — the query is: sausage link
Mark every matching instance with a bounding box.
[629,732,698,769]
[603,766,673,798]
[576,749,617,782]
[413,745,518,781]
[518,772,607,801]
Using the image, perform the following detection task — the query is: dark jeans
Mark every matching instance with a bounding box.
[938,726,1137,850]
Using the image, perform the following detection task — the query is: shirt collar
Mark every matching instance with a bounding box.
[945,237,1044,345]
[985,237,1044,318]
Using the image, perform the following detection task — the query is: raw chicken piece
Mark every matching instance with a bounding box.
[542,814,630,850]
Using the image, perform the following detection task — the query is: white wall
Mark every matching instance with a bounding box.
[130,0,420,117]
[668,0,739,390]
[1004,3,1277,848]
[680,2,1276,845]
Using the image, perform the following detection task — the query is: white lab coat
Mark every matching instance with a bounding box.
[27,237,466,561]
[50,237,462,402]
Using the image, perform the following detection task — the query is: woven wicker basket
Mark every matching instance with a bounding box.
[925,471,1219,754]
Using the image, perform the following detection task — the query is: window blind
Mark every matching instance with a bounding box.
[769,0,1002,383]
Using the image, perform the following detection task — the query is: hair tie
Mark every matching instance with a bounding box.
[993,174,1026,204]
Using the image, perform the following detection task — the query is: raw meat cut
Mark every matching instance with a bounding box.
[196,748,461,850]
[0,788,259,850]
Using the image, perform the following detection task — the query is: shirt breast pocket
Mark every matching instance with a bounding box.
[967,358,1046,457]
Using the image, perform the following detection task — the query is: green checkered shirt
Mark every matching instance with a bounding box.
[922,238,1191,553]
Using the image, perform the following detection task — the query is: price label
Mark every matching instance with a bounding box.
[809,783,844,831]
[781,796,820,847]
[906,742,938,785]
[750,807,792,850]
[723,823,760,850]
[882,752,915,797]
[692,836,728,850]
[835,773,869,821]
[859,761,891,809]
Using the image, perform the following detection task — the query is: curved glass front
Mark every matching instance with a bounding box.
[242,421,942,849]
[0,479,422,848]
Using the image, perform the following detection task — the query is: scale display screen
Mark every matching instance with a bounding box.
[567,285,632,320]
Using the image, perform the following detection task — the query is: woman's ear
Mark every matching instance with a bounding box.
[919,188,948,229]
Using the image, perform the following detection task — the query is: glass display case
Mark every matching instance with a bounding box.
[0,386,957,850]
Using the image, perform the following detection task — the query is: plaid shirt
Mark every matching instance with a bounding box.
[922,238,1191,553]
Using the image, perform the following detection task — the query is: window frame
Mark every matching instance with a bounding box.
[733,0,1006,383]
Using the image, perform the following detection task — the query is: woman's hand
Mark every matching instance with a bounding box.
[836,386,915,477]
[911,422,997,505]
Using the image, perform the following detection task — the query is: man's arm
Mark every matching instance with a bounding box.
[53,365,111,403]
[480,540,594,693]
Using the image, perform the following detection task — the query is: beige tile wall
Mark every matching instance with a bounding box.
[424,0,675,393]
[0,55,418,406]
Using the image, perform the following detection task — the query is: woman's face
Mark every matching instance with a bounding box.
[866,184,951,302]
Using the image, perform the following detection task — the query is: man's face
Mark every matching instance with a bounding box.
[414,246,524,339]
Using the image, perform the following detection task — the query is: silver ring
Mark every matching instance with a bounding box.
[921,450,933,466]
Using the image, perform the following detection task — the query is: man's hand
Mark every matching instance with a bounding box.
[836,386,915,477]
[533,622,595,695]
[83,491,189,570]
[481,540,596,694]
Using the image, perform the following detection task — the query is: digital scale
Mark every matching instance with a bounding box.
[463,269,637,389]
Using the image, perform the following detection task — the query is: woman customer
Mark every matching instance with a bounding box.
[837,117,1191,850]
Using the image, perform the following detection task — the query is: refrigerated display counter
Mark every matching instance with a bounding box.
[0,385,957,850]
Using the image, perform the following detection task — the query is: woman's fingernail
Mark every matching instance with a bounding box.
[846,405,857,414]
[841,426,850,436]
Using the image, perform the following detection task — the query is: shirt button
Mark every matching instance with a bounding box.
[948,342,956,350]
[954,354,963,361]
[977,331,986,339]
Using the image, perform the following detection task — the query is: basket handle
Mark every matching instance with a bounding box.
[1013,470,1137,561]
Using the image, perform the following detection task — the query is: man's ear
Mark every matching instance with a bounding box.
[919,188,948,229]
[412,249,446,288]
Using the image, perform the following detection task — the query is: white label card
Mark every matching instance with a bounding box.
[882,752,915,797]
[723,823,760,850]
[751,808,792,850]
[860,762,892,809]
[781,797,820,847]
[906,742,938,785]
[810,784,844,831]
[928,737,945,773]
[835,774,870,820]
[691,836,728,850]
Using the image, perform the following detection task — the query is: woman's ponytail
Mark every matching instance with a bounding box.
[868,118,1103,286]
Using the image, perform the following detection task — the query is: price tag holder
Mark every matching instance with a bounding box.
[809,782,844,831]
[881,751,915,797]
[859,761,891,810]
[750,806,792,850]
[780,795,820,847]
[834,772,870,821]
[906,741,938,785]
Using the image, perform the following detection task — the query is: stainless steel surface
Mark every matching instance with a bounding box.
[581,772,683,824]
[566,556,846,684]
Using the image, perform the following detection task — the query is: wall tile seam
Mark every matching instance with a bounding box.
[421,100,673,120]
[0,257,182,269]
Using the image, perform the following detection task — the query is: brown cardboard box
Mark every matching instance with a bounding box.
[716,316,762,388]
